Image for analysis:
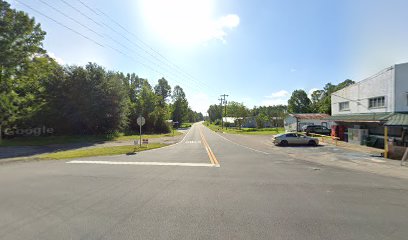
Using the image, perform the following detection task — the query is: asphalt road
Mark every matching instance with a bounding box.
[1,123,407,240]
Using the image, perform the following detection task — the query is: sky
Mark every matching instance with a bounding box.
[9,0,408,114]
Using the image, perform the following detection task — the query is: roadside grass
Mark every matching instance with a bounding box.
[205,122,285,135]
[37,143,166,160]
[0,131,182,147]
[179,122,193,128]
[115,131,182,141]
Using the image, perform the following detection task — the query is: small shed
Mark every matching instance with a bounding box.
[284,113,332,132]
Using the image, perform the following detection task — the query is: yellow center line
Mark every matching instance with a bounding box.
[199,127,220,166]
[200,130,214,164]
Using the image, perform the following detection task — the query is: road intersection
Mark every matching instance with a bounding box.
[0,123,407,239]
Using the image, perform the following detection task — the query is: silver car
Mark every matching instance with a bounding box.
[273,133,319,146]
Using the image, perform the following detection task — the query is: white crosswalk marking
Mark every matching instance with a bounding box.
[67,160,219,167]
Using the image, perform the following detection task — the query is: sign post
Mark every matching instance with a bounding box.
[173,121,179,136]
[137,116,146,147]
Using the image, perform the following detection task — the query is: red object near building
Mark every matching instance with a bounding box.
[331,125,346,140]
[331,125,338,138]
[338,125,346,140]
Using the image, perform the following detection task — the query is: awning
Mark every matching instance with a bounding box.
[384,113,408,126]
[325,113,393,122]
[326,113,408,126]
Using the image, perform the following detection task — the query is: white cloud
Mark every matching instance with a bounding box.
[212,14,240,43]
[48,52,64,65]
[140,0,240,45]
[290,68,297,72]
[269,90,289,98]
[261,90,290,106]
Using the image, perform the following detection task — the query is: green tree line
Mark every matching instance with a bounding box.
[207,102,287,129]
[287,79,355,114]
[207,78,355,128]
[0,1,201,139]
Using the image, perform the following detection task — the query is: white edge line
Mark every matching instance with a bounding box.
[206,128,270,155]
[67,160,220,167]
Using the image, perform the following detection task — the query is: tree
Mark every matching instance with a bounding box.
[186,108,204,123]
[0,2,193,138]
[256,113,268,128]
[310,89,324,113]
[335,79,354,91]
[0,0,46,139]
[41,63,129,134]
[207,104,222,123]
[227,101,249,129]
[171,85,189,125]
[16,56,62,127]
[154,77,171,106]
[310,79,355,114]
[250,105,287,127]
[287,90,311,113]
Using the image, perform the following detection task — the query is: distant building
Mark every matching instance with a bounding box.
[284,113,332,132]
[243,116,284,128]
[222,117,237,124]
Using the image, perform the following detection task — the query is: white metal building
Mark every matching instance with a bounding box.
[328,62,408,157]
[331,62,408,115]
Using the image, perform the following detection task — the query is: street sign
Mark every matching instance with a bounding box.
[137,116,146,126]
[137,116,145,147]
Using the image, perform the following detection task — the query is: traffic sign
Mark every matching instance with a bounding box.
[137,116,146,126]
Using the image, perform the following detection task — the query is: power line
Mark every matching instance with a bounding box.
[40,0,176,85]
[94,5,214,91]
[37,0,210,93]
[15,0,203,93]
[59,0,206,93]
[38,0,104,38]
[75,0,216,93]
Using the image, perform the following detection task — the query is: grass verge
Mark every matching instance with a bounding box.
[0,131,182,147]
[37,143,166,160]
[179,122,193,128]
[204,122,285,135]
[114,131,182,141]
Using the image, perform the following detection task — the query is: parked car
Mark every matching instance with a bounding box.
[273,133,319,146]
[302,125,331,135]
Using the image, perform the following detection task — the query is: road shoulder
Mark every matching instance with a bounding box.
[204,126,408,179]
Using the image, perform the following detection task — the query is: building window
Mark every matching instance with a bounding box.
[339,101,349,111]
[368,96,385,108]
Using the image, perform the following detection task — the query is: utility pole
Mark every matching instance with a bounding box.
[220,94,229,129]
[218,97,223,129]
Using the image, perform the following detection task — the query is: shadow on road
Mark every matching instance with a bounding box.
[275,144,325,148]
[0,142,106,159]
